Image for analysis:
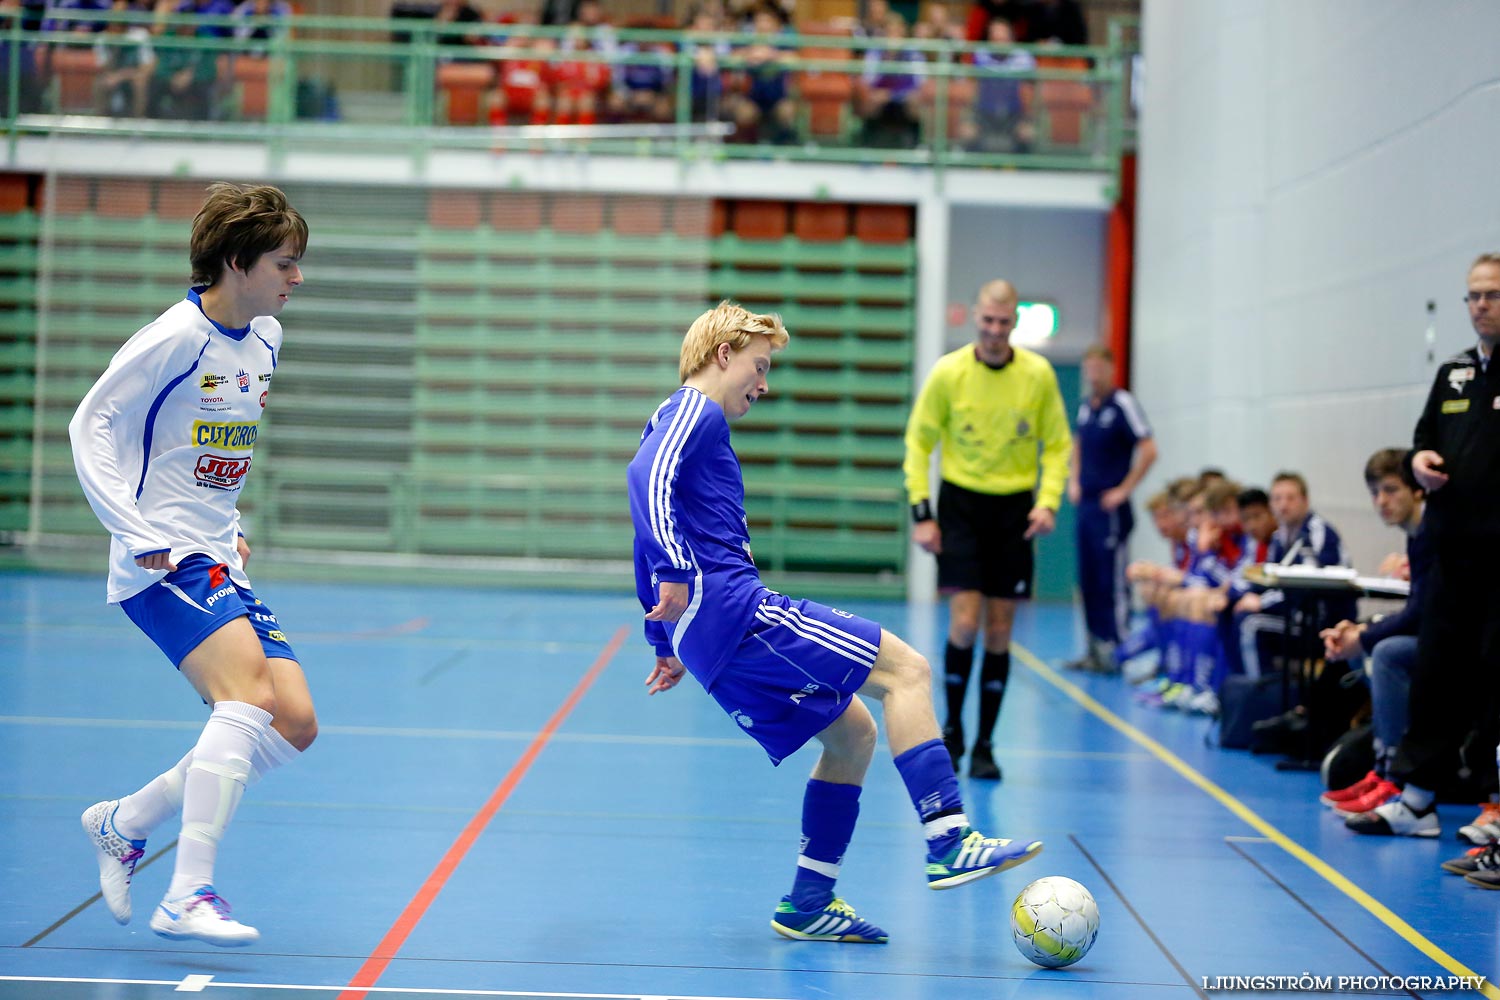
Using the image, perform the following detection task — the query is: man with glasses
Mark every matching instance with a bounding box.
[1346,253,1500,840]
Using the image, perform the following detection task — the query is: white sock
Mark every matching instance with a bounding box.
[165,701,271,901]
[249,725,301,782]
[114,750,193,840]
[1401,784,1434,812]
[112,726,302,841]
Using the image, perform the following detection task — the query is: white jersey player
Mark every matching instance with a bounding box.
[69,182,316,947]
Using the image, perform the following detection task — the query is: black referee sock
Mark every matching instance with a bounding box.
[976,650,1011,744]
[943,642,974,731]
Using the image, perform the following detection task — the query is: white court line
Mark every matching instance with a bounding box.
[0,715,1149,759]
[0,976,791,1000]
[177,974,215,992]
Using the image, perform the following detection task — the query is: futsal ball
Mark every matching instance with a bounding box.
[1010,876,1100,969]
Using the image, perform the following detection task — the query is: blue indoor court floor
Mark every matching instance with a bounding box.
[1,569,1495,1000]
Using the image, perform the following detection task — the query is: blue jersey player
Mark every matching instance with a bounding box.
[627,301,1043,943]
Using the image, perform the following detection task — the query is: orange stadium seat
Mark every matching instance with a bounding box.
[48,46,101,114]
[95,178,152,218]
[853,203,912,243]
[793,201,848,242]
[490,192,544,231]
[231,54,272,120]
[1036,55,1093,147]
[428,189,484,229]
[732,200,788,241]
[612,197,666,236]
[156,180,210,220]
[435,61,495,125]
[551,194,605,235]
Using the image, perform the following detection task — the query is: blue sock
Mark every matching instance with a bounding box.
[1184,621,1220,690]
[1117,607,1160,661]
[789,779,861,910]
[893,739,967,858]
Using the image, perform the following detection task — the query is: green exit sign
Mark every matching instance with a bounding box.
[1013,302,1058,347]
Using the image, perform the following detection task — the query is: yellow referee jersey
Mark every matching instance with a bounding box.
[903,344,1072,510]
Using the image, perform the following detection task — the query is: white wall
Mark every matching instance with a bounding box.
[944,205,1106,357]
[1133,0,1500,571]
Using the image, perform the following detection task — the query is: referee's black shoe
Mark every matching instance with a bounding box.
[969,742,1002,781]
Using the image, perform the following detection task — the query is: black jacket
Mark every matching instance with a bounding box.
[1412,347,1500,543]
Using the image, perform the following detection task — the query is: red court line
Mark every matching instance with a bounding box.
[338,624,630,1000]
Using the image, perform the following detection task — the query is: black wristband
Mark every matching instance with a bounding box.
[911,500,933,523]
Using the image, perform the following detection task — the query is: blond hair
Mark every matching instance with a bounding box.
[679,300,789,381]
[976,279,1018,306]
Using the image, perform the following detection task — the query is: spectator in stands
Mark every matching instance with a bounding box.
[231,0,289,45]
[94,0,153,117]
[920,2,966,43]
[149,0,218,118]
[964,17,1035,154]
[487,21,553,126]
[733,4,795,143]
[1318,448,1428,816]
[432,0,483,50]
[1347,253,1500,842]
[0,0,47,113]
[610,36,675,124]
[1017,0,1086,45]
[174,0,232,38]
[857,12,924,149]
[850,0,887,37]
[539,0,578,28]
[551,0,614,126]
[684,6,728,124]
[43,0,110,35]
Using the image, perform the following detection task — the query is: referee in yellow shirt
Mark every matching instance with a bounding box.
[903,279,1072,780]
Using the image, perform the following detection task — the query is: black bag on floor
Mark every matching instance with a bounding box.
[1320,722,1374,792]
[1217,673,1284,750]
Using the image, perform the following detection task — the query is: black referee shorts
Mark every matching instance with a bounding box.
[936,481,1035,599]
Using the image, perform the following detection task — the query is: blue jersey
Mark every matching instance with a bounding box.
[627,387,764,688]
[1075,388,1151,499]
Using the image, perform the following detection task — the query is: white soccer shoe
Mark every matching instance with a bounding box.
[81,800,145,924]
[149,887,260,947]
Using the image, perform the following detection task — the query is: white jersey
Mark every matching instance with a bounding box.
[69,289,282,603]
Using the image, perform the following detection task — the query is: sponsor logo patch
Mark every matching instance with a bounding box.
[200,373,228,390]
[192,420,259,450]
[1449,366,1475,393]
[194,453,252,490]
[205,584,237,607]
[1442,399,1471,414]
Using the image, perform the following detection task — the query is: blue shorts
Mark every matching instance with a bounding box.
[120,553,298,668]
[705,592,882,766]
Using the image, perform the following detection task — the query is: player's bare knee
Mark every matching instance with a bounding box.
[275,710,318,751]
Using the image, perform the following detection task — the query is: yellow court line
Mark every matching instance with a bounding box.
[1011,642,1498,999]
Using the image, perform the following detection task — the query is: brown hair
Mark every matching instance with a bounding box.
[1201,478,1242,514]
[1271,470,1308,498]
[678,300,790,381]
[1082,343,1114,364]
[1363,448,1416,491]
[190,182,308,287]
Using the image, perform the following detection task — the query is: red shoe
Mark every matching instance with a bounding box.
[1320,770,1381,808]
[1334,779,1402,817]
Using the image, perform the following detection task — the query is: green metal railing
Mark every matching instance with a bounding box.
[2,9,1135,178]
